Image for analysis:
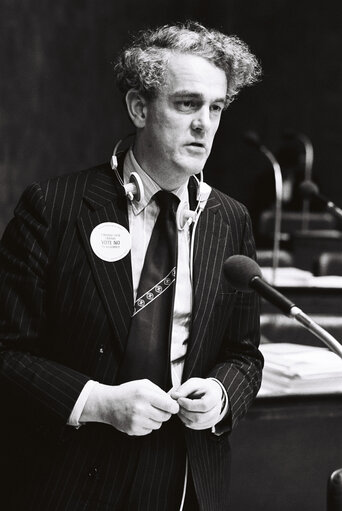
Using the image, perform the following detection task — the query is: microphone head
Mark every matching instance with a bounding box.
[223,255,262,292]
[298,180,319,199]
[243,130,261,150]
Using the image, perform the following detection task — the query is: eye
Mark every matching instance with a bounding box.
[175,100,199,112]
[210,104,223,114]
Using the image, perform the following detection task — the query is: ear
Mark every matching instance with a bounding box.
[125,90,148,128]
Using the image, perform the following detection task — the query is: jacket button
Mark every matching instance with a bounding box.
[88,466,99,479]
[99,345,104,355]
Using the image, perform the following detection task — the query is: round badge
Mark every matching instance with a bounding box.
[90,222,131,262]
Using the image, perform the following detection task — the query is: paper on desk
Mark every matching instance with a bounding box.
[258,343,342,397]
[261,267,342,288]
[307,275,342,288]
[261,267,313,286]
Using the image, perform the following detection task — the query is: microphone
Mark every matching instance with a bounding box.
[223,255,342,358]
[299,180,342,222]
[244,131,283,284]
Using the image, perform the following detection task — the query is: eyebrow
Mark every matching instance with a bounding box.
[171,91,225,103]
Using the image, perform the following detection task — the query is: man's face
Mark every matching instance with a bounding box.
[135,52,227,190]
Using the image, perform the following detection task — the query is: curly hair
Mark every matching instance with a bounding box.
[114,21,262,107]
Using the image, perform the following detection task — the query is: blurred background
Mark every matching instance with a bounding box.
[1,0,341,238]
[2,2,342,510]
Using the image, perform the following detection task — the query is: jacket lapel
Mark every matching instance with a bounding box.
[77,161,133,353]
[183,192,229,379]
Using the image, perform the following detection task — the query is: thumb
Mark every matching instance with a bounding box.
[170,378,203,400]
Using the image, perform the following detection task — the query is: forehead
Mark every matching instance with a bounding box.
[162,52,227,99]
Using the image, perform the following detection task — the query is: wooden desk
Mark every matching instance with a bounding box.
[229,395,342,511]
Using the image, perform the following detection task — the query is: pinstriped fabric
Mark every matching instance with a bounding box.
[184,191,262,428]
[0,163,262,511]
[180,188,263,510]
[0,182,89,426]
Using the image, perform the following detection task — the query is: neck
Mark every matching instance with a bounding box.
[132,140,189,192]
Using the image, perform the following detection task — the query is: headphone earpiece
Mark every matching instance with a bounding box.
[111,155,118,171]
[197,181,212,205]
[176,203,197,230]
[110,147,144,203]
[123,172,144,203]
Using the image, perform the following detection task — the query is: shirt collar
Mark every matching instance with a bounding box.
[123,147,189,215]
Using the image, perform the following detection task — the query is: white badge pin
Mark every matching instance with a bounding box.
[90,222,131,262]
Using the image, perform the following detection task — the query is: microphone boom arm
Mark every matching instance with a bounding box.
[224,255,342,359]
[251,274,342,358]
[290,306,342,358]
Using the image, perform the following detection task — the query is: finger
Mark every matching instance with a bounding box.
[184,420,216,431]
[177,412,191,427]
[132,416,164,433]
[177,395,215,413]
[131,380,179,414]
[178,412,213,430]
[136,380,180,414]
[127,428,152,436]
[130,401,171,423]
[178,411,220,431]
[150,393,180,414]
[178,406,221,426]
[170,378,204,400]
[148,407,172,423]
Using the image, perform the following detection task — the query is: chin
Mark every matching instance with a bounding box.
[184,158,207,175]
[189,163,206,176]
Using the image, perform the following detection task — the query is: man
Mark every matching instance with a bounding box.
[0,21,263,510]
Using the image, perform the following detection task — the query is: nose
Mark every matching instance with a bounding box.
[191,106,211,133]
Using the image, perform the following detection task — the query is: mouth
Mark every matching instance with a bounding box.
[186,142,206,152]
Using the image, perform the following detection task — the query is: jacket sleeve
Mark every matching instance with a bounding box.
[0,183,89,435]
[207,206,263,434]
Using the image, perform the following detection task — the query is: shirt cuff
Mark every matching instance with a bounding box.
[67,380,99,428]
[209,377,229,433]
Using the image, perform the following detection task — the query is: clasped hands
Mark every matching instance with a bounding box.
[81,377,223,436]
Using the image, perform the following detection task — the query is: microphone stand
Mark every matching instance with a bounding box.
[298,134,314,230]
[259,145,283,285]
[283,132,314,230]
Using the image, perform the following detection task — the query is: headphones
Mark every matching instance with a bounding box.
[110,139,212,230]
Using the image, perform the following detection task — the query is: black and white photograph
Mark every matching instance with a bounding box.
[1,1,342,510]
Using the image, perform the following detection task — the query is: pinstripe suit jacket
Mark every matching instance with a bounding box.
[0,161,263,510]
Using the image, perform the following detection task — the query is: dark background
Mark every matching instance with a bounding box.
[1,0,342,237]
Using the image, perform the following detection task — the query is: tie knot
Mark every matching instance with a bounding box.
[154,190,180,214]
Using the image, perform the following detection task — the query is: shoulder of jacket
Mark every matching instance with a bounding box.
[209,186,249,217]
[31,163,112,230]
[38,163,111,197]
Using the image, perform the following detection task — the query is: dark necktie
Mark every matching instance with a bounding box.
[118,190,180,390]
